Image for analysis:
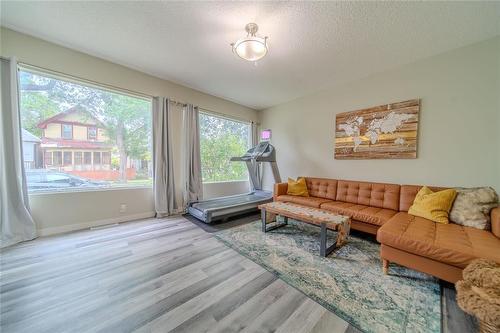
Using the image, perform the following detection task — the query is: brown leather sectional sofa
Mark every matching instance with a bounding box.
[274,177,500,283]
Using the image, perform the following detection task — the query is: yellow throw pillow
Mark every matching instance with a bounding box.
[408,186,457,224]
[287,177,309,197]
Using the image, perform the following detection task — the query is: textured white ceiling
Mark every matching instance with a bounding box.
[2,1,499,110]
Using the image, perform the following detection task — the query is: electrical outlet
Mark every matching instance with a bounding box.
[119,204,127,213]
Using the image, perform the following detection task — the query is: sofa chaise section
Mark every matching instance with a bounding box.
[377,185,500,283]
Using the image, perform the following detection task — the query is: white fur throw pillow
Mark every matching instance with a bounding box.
[449,187,498,230]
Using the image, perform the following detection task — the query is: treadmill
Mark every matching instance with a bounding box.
[187,140,281,223]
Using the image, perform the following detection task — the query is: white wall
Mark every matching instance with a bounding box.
[1,28,257,235]
[203,181,251,200]
[31,188,155,236]
[260,36,500,193]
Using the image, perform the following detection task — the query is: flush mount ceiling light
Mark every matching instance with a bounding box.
[231,23,268,62]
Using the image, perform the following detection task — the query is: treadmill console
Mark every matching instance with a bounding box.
[230,140,278,167]
[252,141,270,158]
[233,141,271,161]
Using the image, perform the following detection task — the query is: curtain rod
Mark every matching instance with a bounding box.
[162,98,255,124]
[14,59,258,124]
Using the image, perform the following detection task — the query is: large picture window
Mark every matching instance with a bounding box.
[199,112,250,182]
[19,68,153,192]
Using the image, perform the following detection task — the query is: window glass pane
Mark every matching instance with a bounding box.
[63,151,72,165]
[53,151,62,166]
[62,124,73,139]
[88,127,97,140]
[74,152,82,165]
[44,152,52,166]
[19,69,153,192]
[199,113,250,182]
[102,152,111,164]
[84,152,92,164]
[93,152,101,164]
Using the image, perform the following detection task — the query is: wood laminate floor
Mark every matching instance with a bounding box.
[0,216,476,333]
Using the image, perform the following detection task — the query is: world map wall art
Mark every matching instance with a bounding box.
[334,99,420,159]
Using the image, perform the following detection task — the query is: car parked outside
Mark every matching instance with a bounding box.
[26,170,110,191]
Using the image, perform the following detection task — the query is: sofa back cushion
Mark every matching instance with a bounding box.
[336,180,400,211]
[304,177,338,200]
[400,185,447,212]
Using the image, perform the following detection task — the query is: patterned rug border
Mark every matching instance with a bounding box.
[213,228,368,332]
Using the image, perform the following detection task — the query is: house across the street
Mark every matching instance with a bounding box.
[37,106,135,180]
[21,128,41,169]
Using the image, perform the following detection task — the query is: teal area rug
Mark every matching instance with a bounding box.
[214,220,441,333]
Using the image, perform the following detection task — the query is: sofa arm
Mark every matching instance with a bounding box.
[273,183,288,201]
[492,207,500,238]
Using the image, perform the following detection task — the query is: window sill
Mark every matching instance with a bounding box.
[202,180,250,185]
[28,185,153,196]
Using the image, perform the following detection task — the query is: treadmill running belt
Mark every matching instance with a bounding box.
[191,193,269,210]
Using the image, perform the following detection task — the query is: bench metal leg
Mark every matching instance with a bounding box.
[261,208,267,232]
[262,210,288,233]
[320,223,338,257]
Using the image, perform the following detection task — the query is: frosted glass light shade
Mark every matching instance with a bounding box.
[232,36,268,61]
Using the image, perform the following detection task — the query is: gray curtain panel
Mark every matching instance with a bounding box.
[251,121,259,147]
[152,97,177,217]
[0,57,37,248]
[181,104,203,208]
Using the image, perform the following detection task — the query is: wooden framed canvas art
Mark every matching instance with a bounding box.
[334,99,420,159]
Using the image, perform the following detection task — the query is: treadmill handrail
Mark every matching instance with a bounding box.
[230,156,250,161]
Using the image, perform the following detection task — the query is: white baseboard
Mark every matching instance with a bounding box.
[38,211,156,236]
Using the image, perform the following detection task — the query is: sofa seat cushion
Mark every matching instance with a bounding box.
[377,212,500,268]
[275,195,332,208]
[320,201,397,226]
